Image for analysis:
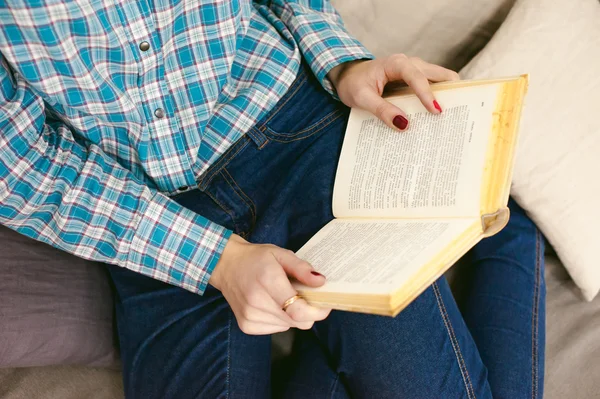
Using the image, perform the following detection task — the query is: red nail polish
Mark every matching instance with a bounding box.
[311,271,325,278]
[433,100,442,113]
[393,115,408,130]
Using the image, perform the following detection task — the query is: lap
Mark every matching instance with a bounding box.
[282,277,492,399]
[108,262,493,399]
[281,199,543,399]
[108,198,542,399]
[107,63,543,398]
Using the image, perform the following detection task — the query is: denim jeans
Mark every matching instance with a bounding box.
[106,63,545,399]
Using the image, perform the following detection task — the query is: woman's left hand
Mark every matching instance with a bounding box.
[327,55,460,131]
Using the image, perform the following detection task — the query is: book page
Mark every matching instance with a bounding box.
[293,218,478,296]
[332,84,500,219]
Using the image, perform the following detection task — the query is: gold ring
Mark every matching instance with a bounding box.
[282,294,302,311]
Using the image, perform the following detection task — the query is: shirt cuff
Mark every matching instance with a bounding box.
[288,11,374,97]
[124,191,232,294]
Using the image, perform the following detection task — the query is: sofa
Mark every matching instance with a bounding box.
[1,0,599,398]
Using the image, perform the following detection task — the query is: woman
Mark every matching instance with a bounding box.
[0,0,544,397]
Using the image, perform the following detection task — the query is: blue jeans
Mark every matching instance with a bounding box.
[106,64,545,398]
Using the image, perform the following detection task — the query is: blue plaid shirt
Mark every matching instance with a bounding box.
[0,0,372,293]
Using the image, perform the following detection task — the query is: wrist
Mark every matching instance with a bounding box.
[327,60,361,91]
[209,233,247,290]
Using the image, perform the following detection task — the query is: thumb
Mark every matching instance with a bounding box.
[357,89,410,132]
[274,249,326,287]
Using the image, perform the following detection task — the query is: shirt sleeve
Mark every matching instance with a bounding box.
[0,54,231,294]
[255,0,374,95]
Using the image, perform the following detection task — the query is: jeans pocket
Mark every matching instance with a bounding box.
[261,108,344,143]
[254,64,348,143]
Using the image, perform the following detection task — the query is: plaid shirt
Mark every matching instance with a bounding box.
[0,0,372,293]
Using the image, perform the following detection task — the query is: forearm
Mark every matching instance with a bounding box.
[254,0,373,95]
[0,55,230,294]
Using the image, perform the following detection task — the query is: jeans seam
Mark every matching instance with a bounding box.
[433,282,477,399]
[246,127,269,149]
[226,310,232,399]
[531,230,542,399]
[328,373,342,399]
[205,190,240,234]
[265,108,342,139]
[221,168,257,232]
[264,110,343,144]
[197,138,251,190]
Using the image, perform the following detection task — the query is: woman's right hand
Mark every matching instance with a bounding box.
[208,234,331,335]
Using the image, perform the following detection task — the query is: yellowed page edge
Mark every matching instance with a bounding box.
[299,219,482,316]
[389,219,482,316]
[480,76,529,215]
[383,75,526,98]
[295,218,478,297]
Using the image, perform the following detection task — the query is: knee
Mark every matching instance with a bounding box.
[472,198,544,259]
[507,198,540,234]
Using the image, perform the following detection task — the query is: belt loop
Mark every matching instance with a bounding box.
[246,126,269,149]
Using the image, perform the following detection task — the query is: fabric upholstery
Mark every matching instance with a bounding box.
[0,366,123,399]
[544,254,600,397]
[0,225,118,368]
[460,0,600,300]
[330,0,517,70]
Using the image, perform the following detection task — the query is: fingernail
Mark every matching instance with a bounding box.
[311,271,325,278]
[433,100,442,113]
[393,115,408,130]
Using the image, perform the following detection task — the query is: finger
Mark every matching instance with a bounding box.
[254,259,311,323]
[235,318,290,335]
[274,249,326,287]
[293,320,316,330]
[383,55,439,114]
[353,88,410,132]
[230,290,294,330]
[242,287,294,324]
[245,288,314,329]
[410,58,460,82]
[284,298,331,323]
[239,304,293,328]
[260,258,330,323]
[391,60,440,114]
[263,294,321,329]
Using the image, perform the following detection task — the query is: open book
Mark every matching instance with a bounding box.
[293,76,529,316]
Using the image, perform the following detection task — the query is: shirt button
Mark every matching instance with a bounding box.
[154,108,165,119]
[139,41,150,51]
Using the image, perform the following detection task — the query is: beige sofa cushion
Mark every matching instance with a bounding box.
[0,366,123,399]
[460,0,600,300]
[545,254,600,398]
[331,0,516,70]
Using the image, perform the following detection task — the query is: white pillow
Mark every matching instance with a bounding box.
[331,0,517,71]
[460,0,600,300]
